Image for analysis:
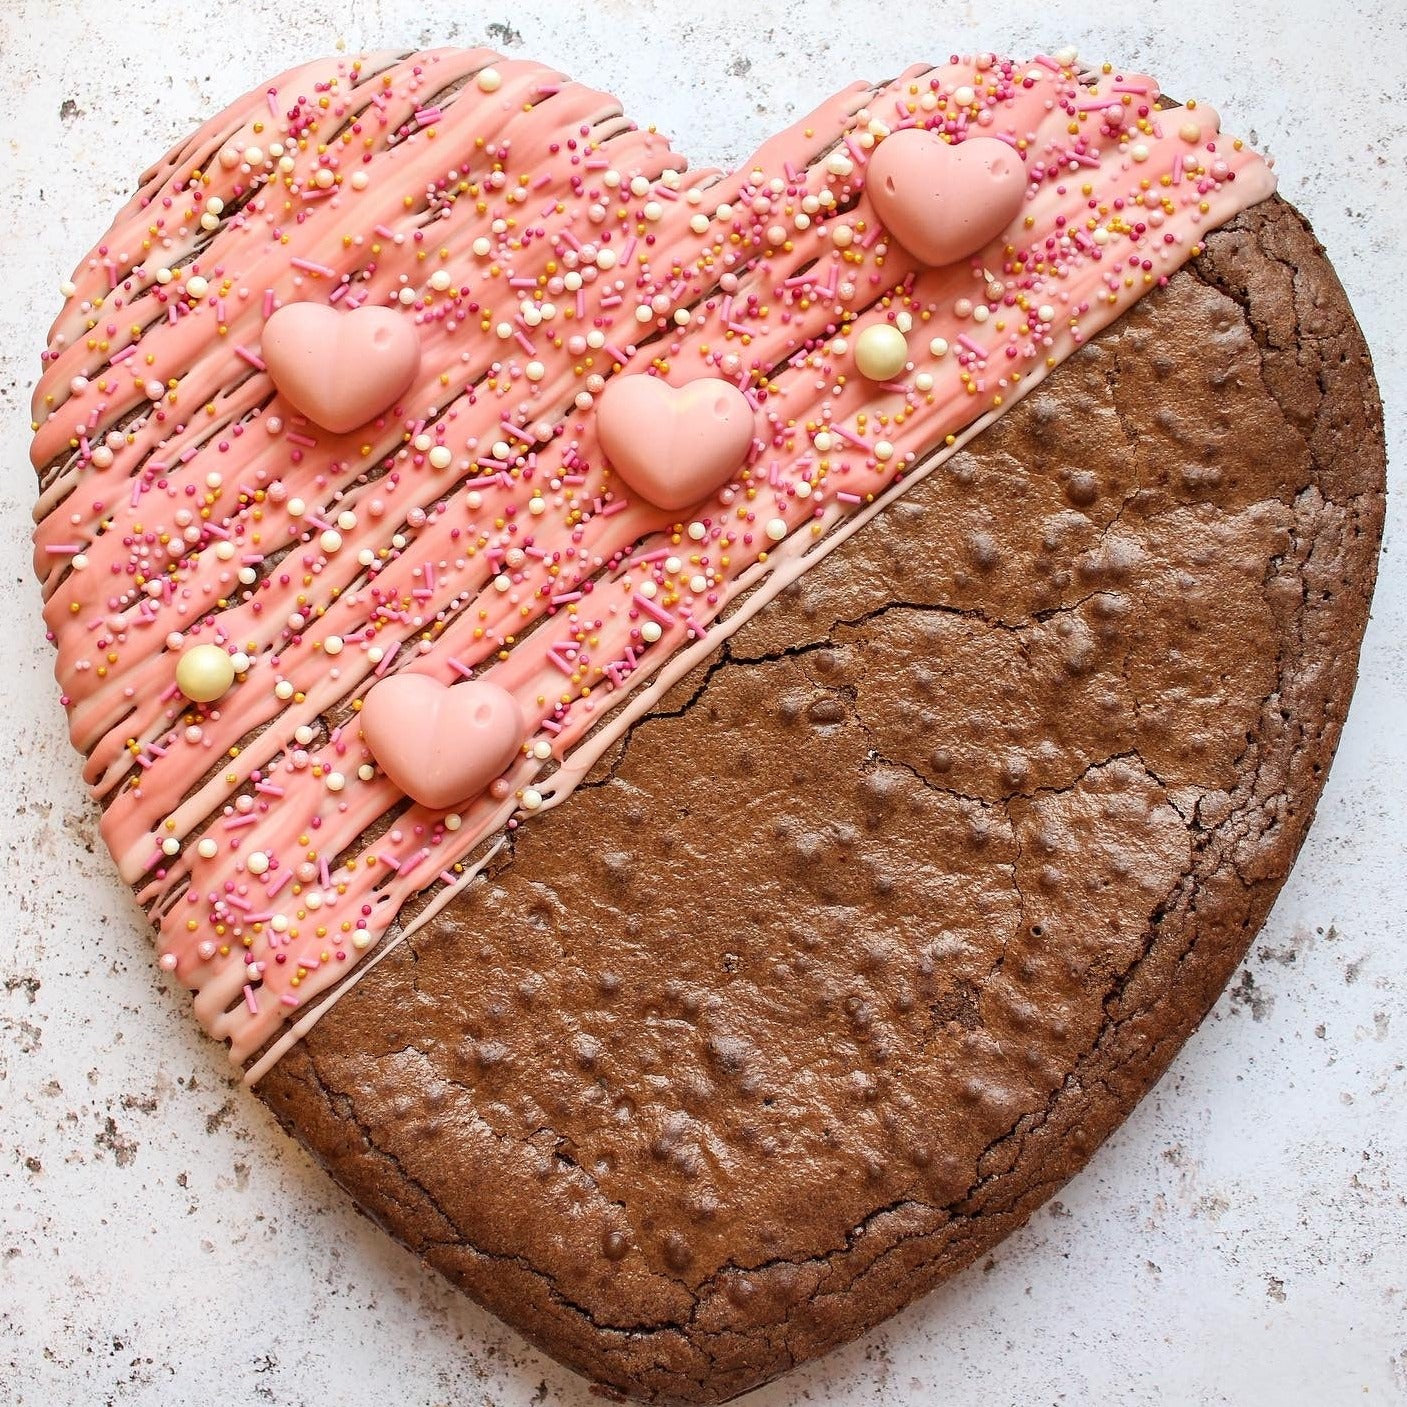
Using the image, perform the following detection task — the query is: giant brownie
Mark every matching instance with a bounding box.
[255,195,1386,1402]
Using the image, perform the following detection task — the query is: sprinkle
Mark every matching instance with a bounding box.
[633,593,676,627]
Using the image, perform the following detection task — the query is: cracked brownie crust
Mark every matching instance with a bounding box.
[258,196,1385,1402]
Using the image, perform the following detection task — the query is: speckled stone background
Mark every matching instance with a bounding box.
[1,2,1402,1403]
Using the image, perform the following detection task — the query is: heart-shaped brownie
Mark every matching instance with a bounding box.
[29,47,1384,1404]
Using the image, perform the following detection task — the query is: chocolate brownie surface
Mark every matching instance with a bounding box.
[258,196,1386,1403]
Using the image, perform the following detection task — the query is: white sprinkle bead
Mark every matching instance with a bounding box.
[476,67,502,93]
[765,518,788,542]
[246,851,270,876]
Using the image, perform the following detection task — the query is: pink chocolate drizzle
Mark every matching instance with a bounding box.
[29,49,1275,1072]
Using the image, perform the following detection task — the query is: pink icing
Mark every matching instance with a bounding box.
[29,49,1274,1069]
[596,375,754,511]
[360,673,523,809]
[261,302,421,433]
[867,129,1028,266]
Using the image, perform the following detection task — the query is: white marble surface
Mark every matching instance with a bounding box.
[1,2,1403,1403]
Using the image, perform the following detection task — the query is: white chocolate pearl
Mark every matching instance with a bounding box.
[428,445,453,469]
[429,269,452,291]
[640,621,663,643]
[197,838,219,860]
[930,337,950,358]
[476,67,502,92]
[521,788,543,811]
[324,635,343,656]
[765,518,787,542]
[161,837,180,857]
[176,644,235,703]
[184,275,209,299]
[854,324,908,381]
[246,851,270,876]
[326,772,345,792]
[874,441,895,462]
[320,530,343,553]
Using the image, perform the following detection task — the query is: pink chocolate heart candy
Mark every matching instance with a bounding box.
[261,302,421,434]
[596,375,754,513]
[867,129,1027,267]
[361,674,524,811]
